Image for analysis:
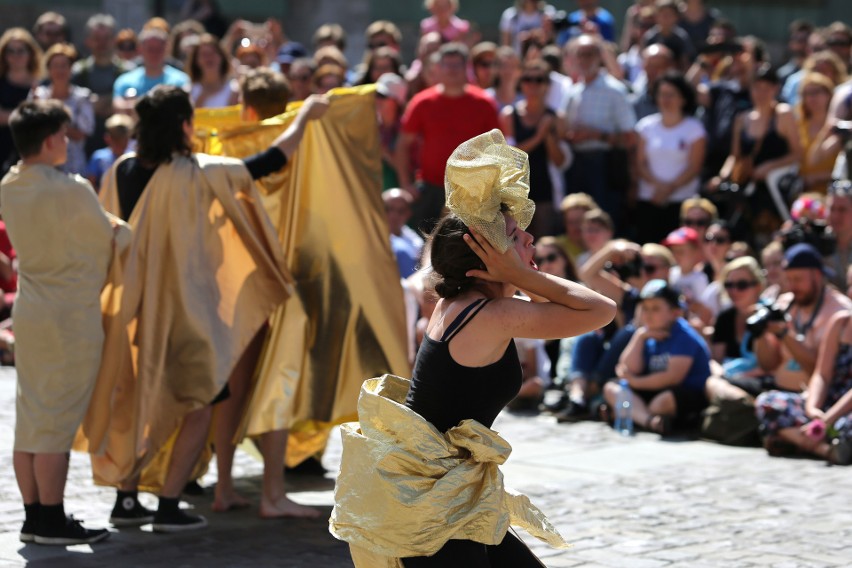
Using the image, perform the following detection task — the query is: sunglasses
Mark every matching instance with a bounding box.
[684,218,710,228]
[705,234,730,244]
[724,280,758,291]
[534,252,560,265]
[117,42,137,51]
[521,76,547,84]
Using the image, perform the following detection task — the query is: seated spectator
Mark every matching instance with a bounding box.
[663,226,709,304]
[797,72,839,194]
[750,244,852,397]
[576,207,613,268]
[187,34,239,108]
[680,196,718,242]
[383,188,424,279]
[756,309,852,465]
[113,27,190,113]
[760,240,786,302]
[421,0,470,43]
[85,114,134,191]
[827,182,852,291]
[555,192,597,263]
[31,43,94,176]
[607,279,711,434]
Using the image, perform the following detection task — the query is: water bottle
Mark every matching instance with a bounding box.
[613,378,634,437]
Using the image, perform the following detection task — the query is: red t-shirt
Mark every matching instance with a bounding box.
[0,221,16,293]
[401,85,499,186]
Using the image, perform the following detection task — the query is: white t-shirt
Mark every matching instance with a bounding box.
[670,265,709,302]
[636,114,706,203]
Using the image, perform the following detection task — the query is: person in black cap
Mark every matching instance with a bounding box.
[605,278,712,435]
[750,243,852,395]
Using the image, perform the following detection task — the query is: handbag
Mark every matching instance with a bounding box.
[728,107,774,186]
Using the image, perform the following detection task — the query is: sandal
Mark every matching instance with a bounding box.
[645,415,673,436]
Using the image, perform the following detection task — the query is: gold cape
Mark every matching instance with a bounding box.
[195,87,410,465]
[76,153,293,490]
[329,375,570,567]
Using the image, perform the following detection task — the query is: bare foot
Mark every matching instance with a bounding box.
[259,495,322,519]
[212,491,251,513]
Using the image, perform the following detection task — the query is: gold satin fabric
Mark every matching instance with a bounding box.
[329,375,570,566]
[444,129,535,253]
[196,86,410,465]
[76,153,293,490]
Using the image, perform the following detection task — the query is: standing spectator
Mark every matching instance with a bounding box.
[166,20,205,72]
[783,50,848,107]
[357,46,403,86]
[187,34,239,108]
[777,20,815,84]
[31,44,94,176]
[499,1,556,53]
[635,71,705,244]
[72,15,130,158]
[631,43,675,121]
[312,24,346,52]
[420,0,470,43]
[499,58,566,236]
[678,0,719,52]
[562,34,636,229]
[0,29,41,175]
[179,0,229,39]
[313,64,345,94]
[364,20,402,54]
[406,32,443,98]
[286,58,315,102]
[485,46,522,111]
[561,0,616,45]
[641,0,695,71]
[798,72,839,194]
[621,6,659,89]
[85,114,134,192]
[395,43,499,233]
[112,28,190,113]
[470,42,497,91]
[824,22,852,73]
[376,73,407,189]
[114,29,138,65]
[619,0,656,53]
[608,279,711,434]
[32,12,68,52]
[756,309,852,465]
[383,188,424,279]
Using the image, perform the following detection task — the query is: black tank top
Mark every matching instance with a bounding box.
[512,105,554,204]
[405,298,522,433]
[739,110,789,167]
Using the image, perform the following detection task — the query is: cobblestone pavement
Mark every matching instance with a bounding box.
[0,367,850,567]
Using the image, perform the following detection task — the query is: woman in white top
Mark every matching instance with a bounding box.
[187,34,239,109]
[31,43,94,176]
[635,71,706,245]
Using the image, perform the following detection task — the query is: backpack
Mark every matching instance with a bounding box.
[700,395,761,447]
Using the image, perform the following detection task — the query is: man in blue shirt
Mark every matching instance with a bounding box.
[558,0,616,45]
[113,28,189,114]
[606,279,711,434]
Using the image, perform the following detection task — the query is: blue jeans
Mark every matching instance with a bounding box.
[570,325,636,387]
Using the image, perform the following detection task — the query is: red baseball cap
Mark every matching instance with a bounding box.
[662,226,699,247]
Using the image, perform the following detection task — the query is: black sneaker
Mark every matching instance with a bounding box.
[34,516,110,546]
[182,480,206,496]
[20,519,36,543]
[110,496,155,527]
[152,508,208,533]
[555,400,590,423]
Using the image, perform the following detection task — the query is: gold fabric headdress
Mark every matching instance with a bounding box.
[444,129,535,253]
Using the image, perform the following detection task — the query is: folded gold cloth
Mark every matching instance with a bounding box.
[330,374,570,567]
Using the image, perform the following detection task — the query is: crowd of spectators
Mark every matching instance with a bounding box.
[0,0,851,474]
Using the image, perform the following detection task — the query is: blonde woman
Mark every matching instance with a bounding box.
[796,72,837,193]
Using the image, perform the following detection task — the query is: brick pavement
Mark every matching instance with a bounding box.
[0,367,850,567]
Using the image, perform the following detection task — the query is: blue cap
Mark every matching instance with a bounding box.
[783,243,824,271]
[276,42,307,64]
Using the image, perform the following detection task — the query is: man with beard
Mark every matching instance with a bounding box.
[752,244,852,394]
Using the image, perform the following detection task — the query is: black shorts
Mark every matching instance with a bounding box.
[634,385,708,426]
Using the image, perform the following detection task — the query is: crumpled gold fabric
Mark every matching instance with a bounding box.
[444,129,536,252]
[78,153,292,490]
[329,374,570,567]
[197,87,411,466]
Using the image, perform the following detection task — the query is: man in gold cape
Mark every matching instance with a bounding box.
[196,85,410,469]
[329,375,570,567]
[75,88,294,520]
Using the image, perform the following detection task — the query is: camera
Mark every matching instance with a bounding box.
[605,255,644,281]
[832,120,852,141]
[780,218,836,256]
[714,180,747,203]
[745,303,788,340]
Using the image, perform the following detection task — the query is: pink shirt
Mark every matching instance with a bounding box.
[420,16,470,41]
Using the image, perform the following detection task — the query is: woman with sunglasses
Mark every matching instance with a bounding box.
[709,256,765,366]
[0,28,41,175]
[689,220,733,324]
[500,58,565,238]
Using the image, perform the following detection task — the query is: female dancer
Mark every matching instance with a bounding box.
[332,130,616,566]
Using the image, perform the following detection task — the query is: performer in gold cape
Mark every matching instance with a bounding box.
[196,72,409,518]
[330,130,617,566]
[2,100,127,545]
[77,86,328,533]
